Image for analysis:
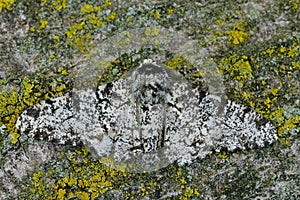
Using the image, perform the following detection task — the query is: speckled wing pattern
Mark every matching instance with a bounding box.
[16,60,278,166]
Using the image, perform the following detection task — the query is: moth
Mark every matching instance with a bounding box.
[16,59,278,171]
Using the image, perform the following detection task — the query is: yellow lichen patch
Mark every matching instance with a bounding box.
[144,27,160,36]
[216,151,227,159]
[31,171,45,196]
[26,158,129,199]
[69,33,93,52]
[80,4,95,14]
[106,11,116,22]
[103,0,112,8]
[288,0,300,10]
[0,78,35,144]
[0,0,14,12]
[50,54,58,59]
[291,61,300,70]
[261,38,299,59]
[249,101,255,108]
[279,45,286,53]
[56,188,66,200]
[167,8,174,14]
[164,56,210,90]
[45,163,200,199]
[0,74,68,144]
[139,183,149,196]
[179,188,200,200]
[242,91,251,100]
[53,35,60,40]
[228,27,250,45]
[137,181,160,197]
[22,140,201,199]
[269,107,285,125]
[287,41,299,58]
[170,167,200,199]
[51,0,67,10]
[270,88,279,96]
[65,21,86,39]
[64,1,116,52]
[88,13,104,27]
[278,137,291,146]
[164,56,192,72]
[21,147,129,198]
[278,115,300,137]
[262,45,275,55]
[39,19,48,30]
[149,10,161,19]
[219,55,253,83]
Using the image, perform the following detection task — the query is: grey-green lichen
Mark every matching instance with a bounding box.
[0,0,299,199]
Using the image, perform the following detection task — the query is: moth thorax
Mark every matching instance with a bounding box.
[136,80,168,105]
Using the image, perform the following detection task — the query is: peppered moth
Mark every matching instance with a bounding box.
[16,59,277,171]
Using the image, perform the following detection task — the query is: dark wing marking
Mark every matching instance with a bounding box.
[17,60,278,169]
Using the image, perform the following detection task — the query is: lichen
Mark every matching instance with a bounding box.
[0,73,68,144]
[1,0,299,199]
[228,27,250,45]
[0,0,14,12]
[21,146,201,199]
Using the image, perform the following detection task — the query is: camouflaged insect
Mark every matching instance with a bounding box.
[16,60,278,170]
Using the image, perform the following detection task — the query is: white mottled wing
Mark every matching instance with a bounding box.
[214,100,277,151]
[16,94,78,145]
[16,61,278,170]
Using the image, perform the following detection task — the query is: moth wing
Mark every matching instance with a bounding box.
[80,78,131,158]
[16,93,77,144]
[213,100,278,152]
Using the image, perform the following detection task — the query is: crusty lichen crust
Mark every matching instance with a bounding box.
[0,0,299,199]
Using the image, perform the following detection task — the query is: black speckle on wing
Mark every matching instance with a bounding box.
[16,60,278,167]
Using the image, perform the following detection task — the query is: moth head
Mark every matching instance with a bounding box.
[130,61,172,105]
